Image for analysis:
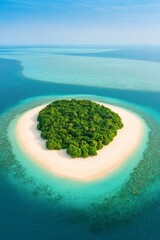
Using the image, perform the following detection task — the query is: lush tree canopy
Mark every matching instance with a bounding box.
[37,99,123,158]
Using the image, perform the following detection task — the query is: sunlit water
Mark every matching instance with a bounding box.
[1,46,160,92]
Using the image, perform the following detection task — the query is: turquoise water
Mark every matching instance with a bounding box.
[0,46,160,239]
[7,95,149,209]
[1,46,160,92]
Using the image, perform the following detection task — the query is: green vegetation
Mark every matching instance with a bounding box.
[37,99,123,158]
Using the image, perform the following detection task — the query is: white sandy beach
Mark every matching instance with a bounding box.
[15,102,144,182]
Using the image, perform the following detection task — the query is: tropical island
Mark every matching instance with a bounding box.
[37,99,123,158]
[14,99,144,181]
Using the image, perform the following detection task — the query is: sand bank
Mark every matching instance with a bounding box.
[15,102,145,182]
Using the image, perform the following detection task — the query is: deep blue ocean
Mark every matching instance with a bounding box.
[0,46,160,240]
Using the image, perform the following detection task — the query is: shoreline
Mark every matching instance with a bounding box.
[15,102,145,182]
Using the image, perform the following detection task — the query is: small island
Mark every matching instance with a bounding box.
[14,100,144,181]
[37,99,123,158]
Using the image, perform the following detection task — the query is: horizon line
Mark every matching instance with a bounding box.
[1,43,160,48]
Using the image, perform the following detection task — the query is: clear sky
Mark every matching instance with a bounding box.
[0,0,160,45]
